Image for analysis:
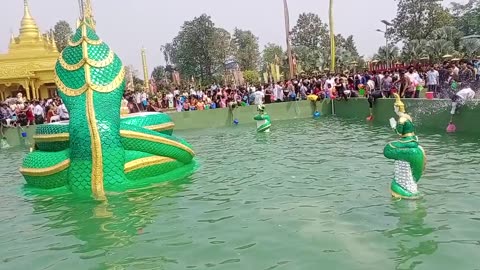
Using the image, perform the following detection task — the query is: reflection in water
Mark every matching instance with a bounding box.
[2,118,480,269]
[384,200,438,270]
[28,179,189,253]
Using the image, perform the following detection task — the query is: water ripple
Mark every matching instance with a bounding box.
[0,118,479,269]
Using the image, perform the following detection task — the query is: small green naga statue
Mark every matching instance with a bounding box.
[20,8,194,199]
[253,105,271,133]
[383,94,427,199]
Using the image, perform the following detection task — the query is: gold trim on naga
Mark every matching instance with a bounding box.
[144,122,175,132]
[68,21,102,47]
[120,130,195,157]
[85,80,105,199]
[33,133,70,142]
[401,133,415,138]
[55,66,125,97]
[68,36,103,47]
[20,159,70,177]
[124,156,176,173]
[58,50,115,71]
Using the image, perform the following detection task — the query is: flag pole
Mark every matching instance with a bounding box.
[283,0,294,79]
[329,0,336,72]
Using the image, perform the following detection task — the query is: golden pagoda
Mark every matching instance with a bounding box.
[0,0,60,101]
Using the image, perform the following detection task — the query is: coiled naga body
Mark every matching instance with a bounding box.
[253,105,271,133]
[383,94,426,199]
[20,16,194,199]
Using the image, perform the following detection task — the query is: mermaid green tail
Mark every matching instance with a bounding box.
[20,16,194,197]
[384,138,426,198]
[384,94,427,199]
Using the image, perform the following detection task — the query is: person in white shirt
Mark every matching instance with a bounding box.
[426,66,440,94]
[196,90,204,99]
[253,89,265,105]
[135,91,142,110]
[274,83,284,102]
[166,92,174,109]
[451,88,475,115]
[33,101,44,124]
[57,101,69,120]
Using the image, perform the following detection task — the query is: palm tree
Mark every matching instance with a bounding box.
[426,40,456,61]
[401,39,429,62]
[335,48,353,72]
[374,45,399,63]
[431,26,464,50]
[460,38,480,58]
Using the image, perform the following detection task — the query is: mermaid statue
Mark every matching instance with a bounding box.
[253,104,271,133]
[19,2,195,199]
[383,94,426,199]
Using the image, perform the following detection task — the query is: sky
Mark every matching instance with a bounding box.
[0,0,468,75]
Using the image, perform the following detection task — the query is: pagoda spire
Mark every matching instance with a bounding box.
[19,0,40,40]
[10,31,16,45]
[50,32,58,52]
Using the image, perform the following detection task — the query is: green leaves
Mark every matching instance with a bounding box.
[290,13,360,73]
[389,0,453,43]
[262,43,284,69]
[232,29,261,71]
[243,70,260,85]
[53,20,73,52]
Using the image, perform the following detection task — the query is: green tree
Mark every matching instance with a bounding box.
[460,38,480,58]
[232,28,260,71]
[160,43,175,65]
[169,14,225,85]
[243,70,260,85]
[213,28,234,74]
[451,0,480,36]
[389,0,453,42]
[291,13,329,72]
[262,43,284,68]
[401,39,429,62]
[52,20,73,51]
[291,13,329,49]
[374,46,400,63]
[427,40,455,61]
[343,36,360,58]
[151,66,165,81]
[431,26,464,49]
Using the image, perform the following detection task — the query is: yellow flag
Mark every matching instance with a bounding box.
[270,63,276,82]
[275,65,281,82]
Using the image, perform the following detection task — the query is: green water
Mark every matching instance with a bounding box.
[1,118,479,270]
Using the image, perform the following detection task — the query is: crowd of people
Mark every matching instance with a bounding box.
[1,61,479,127]
[123,61,479,114]
[0,94,69,127]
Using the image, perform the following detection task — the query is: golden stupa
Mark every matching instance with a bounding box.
[0,0,59,101]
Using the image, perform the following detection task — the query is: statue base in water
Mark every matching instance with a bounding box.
[390,160,421,199]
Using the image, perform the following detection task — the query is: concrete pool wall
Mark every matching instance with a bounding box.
[2,98,479,147]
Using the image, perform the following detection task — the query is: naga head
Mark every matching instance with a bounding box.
[393,93,405,115]
[257,104,265,113]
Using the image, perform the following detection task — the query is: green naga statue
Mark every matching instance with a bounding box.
[253,105,271,133]
[19,7,195,199]
[383,94,426,199]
